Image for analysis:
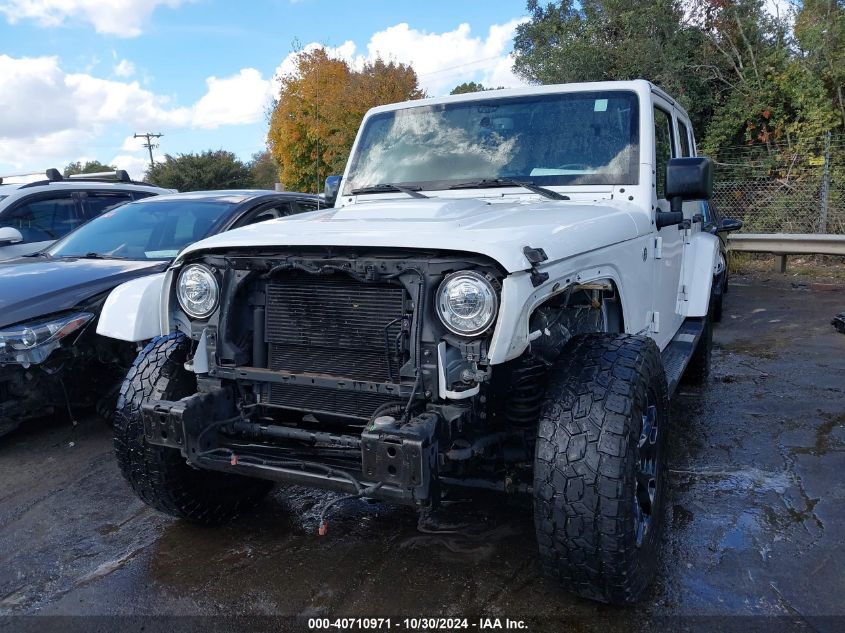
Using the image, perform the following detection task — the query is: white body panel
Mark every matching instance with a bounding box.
[96,273,166,342]
[176,196,645,274]
[678,232,719,318]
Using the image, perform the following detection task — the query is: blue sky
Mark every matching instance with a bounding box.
[0,0,528,179]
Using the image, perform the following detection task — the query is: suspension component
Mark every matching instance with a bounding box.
[504,358,548,427]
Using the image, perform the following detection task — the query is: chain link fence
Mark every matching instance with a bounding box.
[711,133,844,234]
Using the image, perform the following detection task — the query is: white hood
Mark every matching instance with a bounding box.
[178,196,645,273]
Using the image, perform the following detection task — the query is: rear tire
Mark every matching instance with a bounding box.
[533,334,669,604]
[114,332,272,525]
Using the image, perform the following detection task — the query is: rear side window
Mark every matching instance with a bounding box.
[295,200,321,213]
[0,195,80,243]
[677,120,692,157]
[237,202,294,227]
[80,191,133,220]
[653,107,675,199]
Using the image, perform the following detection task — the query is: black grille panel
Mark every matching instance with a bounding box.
[267,383,397,420]
[265,274,406,383]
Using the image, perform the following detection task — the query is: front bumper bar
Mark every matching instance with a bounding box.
[140,388,439,505]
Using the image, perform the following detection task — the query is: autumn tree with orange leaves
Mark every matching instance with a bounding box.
[268,48,425,193]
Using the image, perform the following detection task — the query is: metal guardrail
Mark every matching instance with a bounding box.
[728,233,845,272]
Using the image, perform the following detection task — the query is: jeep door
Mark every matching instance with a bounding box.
[651,100,685,348]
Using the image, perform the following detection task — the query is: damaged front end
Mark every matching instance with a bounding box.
[146,248,609,504]
[0,302,136,435]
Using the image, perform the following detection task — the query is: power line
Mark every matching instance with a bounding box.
[134,132,163,167]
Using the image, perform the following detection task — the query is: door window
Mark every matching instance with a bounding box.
[677,120,692,157]
[0,195,79,243]
[80,191,133,220]
[237,202,293,227]
[294,200,321,213]
[653,107,675,199]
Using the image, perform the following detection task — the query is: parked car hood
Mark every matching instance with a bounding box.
[176,196,646,272]
[0,258,167,328]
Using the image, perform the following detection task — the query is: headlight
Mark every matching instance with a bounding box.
[0,312,93,367]
[177,264,220,319]
[436,271,498,336]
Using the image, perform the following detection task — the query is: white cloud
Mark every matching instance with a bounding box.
[0,0,185,37]
[110,153,156,180]
[193,68,274,128]
[0,17,527,175]
[273,19,528,97]
[0,54,273,172]
[113,58,135,77]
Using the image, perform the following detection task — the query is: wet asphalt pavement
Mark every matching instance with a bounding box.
[0,276,843,630]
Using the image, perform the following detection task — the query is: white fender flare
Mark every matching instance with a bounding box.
[679,231,719,318]
[96,273,166,342]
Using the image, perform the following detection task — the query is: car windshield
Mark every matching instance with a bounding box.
[47,199,234,260]
[344,90,640,195]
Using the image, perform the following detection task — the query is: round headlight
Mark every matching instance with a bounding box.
[436,271,498,336]
[177,264,219,319]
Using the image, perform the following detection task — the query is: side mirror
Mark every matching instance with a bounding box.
[0,226,24,247]
[666,156,713,210]
[717,217,743,233]
[657,157,714,229]
[324,175,342,207]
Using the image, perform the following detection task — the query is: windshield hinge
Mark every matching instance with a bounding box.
[654,236,663,259]
[523,246,549,287]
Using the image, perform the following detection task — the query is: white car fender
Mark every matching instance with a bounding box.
[97,273,166,342]
[678,231,719,318]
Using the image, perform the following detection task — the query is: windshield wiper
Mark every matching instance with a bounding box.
[22,251,50,258]
[73,252,126,260]
[448,179,569,200]
[350,183,429,199]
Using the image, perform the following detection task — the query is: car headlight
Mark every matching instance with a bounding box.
[0,312,94,368]
[176,264,219,319]
[436,271,498,336]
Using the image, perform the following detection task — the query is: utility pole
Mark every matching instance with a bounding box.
[134,132,163,168]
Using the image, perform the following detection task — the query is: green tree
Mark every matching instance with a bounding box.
[268,48,425,193]
[451,81,492,94]
[513,0,716,131]
[691,0,838,155]
[145,150,253,191]
[63,160,117,177]
[249,150,280,189]
[795,0,845,130]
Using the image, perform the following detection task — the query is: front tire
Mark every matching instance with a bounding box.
[114,332,272,525]
[533,334,669,604]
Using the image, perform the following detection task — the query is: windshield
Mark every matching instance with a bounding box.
[344,90,640,194]
[47,199,234,260]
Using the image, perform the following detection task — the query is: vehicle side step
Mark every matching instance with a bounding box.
[661,318,705,397]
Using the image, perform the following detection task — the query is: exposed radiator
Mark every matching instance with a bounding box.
[264,273,408,417]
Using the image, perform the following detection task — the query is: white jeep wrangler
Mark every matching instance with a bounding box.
[99,80,717,604]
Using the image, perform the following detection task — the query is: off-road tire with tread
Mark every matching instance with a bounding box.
[114,332,272,525]
[533,333,669,604]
